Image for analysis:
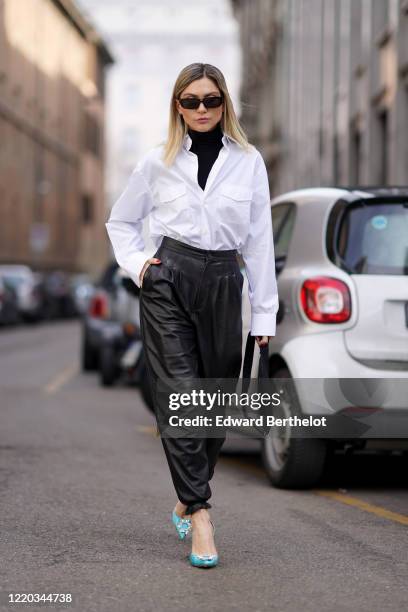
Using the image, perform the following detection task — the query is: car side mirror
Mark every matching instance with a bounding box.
[121,277,140,297]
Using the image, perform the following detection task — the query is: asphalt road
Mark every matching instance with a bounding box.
[0,321,407,612]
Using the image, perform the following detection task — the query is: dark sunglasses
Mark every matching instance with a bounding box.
[178,95,223,110]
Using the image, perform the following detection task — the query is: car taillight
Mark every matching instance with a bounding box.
[123,322,138,336]
[88,293,109,319]
[300,276,351,323]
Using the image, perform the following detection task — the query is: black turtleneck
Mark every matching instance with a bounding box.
[188,121,224,191]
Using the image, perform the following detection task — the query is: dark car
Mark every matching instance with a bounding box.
[81,261,119,372]
[40,270,77,320]
[96,267,142,387]
[80,261,153,411]
[0,276,20,326]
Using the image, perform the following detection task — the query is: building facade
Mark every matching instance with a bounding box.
[232,0,408,195]
[0,0,113,276]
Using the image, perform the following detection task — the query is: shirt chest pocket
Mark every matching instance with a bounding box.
[157,184,191,227]
[217,184,252,232]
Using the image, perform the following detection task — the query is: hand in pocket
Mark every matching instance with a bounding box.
[140,257,161,287]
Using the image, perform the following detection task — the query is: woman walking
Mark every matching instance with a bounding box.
[105,63,278,568]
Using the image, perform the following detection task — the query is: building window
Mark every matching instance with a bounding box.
[350,0,363,70]
[333,133,340,184]
[349,126,361,185]
[378,109,388,184]
[373,0,389,38]
[96,55,105,99]
[406,87,408,179]
[83,112,101,157]
[82,194,94,224]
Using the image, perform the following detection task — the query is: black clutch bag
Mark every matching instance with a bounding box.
[242,331,269,392]
[241,331,270,436]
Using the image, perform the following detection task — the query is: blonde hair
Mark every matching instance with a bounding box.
[162,63,253,167]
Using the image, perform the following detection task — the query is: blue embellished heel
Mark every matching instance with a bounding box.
[189,552,219,568]
[172,510,192,540]
[189,520,218,568]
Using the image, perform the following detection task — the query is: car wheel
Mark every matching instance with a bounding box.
[100,345,119,387]
[261,367,327,489]
[81,331,99,371]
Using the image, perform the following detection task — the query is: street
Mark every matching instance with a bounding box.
[1,321,407,612]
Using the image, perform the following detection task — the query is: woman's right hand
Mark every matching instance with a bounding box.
[140,257,161,287]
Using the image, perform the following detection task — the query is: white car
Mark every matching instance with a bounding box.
[0,265,42,322]
[242,186,408,488]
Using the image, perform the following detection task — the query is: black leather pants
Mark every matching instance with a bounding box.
[139,236,244,515]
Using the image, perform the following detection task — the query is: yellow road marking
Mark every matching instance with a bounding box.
[314,490,408,526]
[221,457,408,526]
[136,425,157,436]
[44,364,78,395]
[208,455,408,526]
[133,436,407,526]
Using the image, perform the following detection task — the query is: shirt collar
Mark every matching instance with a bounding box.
[183,131,238,152]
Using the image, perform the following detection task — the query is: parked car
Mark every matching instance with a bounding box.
[0,276,20,326]
[80,262,153,410]
[97,267,142,387]
[40,270,77,319]
[0,265,43,322]
[69,273,95,316]
[242,186,408,488]
[81,261,119,372]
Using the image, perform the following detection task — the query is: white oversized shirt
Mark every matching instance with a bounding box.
[105,131,279,336]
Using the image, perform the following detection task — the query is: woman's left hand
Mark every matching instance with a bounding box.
[256,335,272,348]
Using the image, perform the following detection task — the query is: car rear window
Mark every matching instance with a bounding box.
[0,274,25,288]
[336,201,408,275]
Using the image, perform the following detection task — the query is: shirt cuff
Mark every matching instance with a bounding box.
[250,312,276,337]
